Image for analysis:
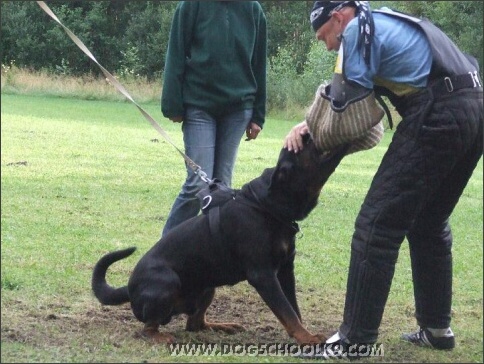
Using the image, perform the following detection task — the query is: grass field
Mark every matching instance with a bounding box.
[1,93,482,363]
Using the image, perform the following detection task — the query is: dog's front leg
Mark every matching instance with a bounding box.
[248,269,326,345]
[277,256,301,321]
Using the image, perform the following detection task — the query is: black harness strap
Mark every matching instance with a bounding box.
[234,191,300,235]
[375,94,394,130]
[208,206,224,246]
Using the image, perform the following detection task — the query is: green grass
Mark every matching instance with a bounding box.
[1,93,482,363]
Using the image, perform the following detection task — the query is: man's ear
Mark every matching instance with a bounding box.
[331,11,343,24]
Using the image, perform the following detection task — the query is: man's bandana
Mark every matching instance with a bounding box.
[310,1,374,66]
[310,1,349,32]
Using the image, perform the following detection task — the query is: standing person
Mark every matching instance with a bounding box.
[284,1,482,358]
[161,1,267,237]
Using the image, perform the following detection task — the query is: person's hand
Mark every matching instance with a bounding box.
[169,116,183,123]
[245,122,261,140]
[284,121,309,153]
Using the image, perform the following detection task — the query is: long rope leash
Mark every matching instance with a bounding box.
[36,1,212,184]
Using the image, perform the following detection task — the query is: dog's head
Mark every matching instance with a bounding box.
[269,134,348,220]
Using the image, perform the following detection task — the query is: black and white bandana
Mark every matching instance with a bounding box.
[310,1,374,66]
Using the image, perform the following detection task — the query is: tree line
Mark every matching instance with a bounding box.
[1,1,482,81]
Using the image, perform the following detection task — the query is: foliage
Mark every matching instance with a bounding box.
[1,1,482,118]
[267,40,336,117]
[299,40,338,96]
[2,1,482,80]
[0,1,177,78]
[121,1,176,81]
[261,1,314,74]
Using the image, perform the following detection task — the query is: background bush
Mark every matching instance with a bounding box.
[1,1,482,115]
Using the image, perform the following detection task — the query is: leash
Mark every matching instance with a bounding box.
[36,1,212,185]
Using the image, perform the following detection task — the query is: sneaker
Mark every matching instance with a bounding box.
[401,327,455,350]
[298,332,348,360]
[298,332,375,360]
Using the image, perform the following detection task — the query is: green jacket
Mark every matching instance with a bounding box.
[161,1,267,127]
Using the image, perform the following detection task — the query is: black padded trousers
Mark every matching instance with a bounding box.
[338,87,483,344]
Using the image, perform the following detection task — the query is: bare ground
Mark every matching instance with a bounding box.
[1,283,342,358]
[3,280,480,363]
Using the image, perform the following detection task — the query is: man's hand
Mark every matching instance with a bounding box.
[284,121,309,153]
[246,122,261,140]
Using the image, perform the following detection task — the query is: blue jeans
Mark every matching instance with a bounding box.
[162,107,253,237]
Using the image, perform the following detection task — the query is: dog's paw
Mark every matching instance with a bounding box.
[205,322,246,334]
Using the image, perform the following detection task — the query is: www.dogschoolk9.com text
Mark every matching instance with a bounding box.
[168,342,384,358]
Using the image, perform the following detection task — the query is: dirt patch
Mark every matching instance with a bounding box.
[1,284,339,352]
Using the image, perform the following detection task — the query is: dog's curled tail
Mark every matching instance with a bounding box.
[91,247,136,305]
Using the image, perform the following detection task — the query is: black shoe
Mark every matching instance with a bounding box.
[401,327,455,350]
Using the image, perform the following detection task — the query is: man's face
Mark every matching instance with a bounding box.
[315,15,342,52]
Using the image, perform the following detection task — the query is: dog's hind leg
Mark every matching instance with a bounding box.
[186,288,245,334]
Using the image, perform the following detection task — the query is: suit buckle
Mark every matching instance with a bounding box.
[444,77,454,92]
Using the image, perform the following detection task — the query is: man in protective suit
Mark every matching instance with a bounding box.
[284,1,483,359]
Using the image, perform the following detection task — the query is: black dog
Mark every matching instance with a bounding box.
[92,136,348,344]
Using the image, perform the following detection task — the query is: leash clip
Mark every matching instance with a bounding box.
[195,168,212,185]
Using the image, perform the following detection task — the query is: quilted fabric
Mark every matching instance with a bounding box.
[306,83,385,154]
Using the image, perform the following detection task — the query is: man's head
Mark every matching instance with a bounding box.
[310,1,357,51]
